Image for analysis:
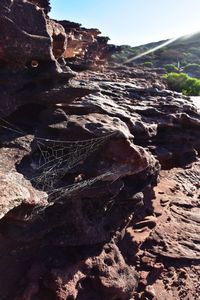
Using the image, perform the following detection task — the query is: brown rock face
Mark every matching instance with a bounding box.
[0,1,200,300]
[0,0,76,117]
[28,0,51,13]
[0,0,116,117]
[0,0,52,65]
[59,20,118,71]
[45,244,138,300]
[47,19,67,59]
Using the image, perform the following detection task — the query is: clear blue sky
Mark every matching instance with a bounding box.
[50,0,200,46]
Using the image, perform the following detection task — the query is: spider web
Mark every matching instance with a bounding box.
[31,133,115,193]
[0,117,117,201]
[47,170,117,204]
[29,168,119,221]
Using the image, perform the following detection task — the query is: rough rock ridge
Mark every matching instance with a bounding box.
[59,20,117,71]
[0,1,200,300]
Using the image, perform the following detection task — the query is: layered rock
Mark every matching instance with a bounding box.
[59,20,118,70]
[0,1,200,300]
[0,0,90,118]
[0,0,117,118]
[129,160,200,300]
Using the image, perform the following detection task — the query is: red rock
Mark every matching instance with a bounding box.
[0,1,199,299]
[46,244,138,300]
[59,20,117,70]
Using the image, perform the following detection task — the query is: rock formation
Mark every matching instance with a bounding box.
[29,0,51,13]
[59,20,118,71]
[0,1,200,300]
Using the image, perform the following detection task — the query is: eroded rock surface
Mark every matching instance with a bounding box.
[128,160,200,300]
[0,1,200,300]
[59,20,118,71]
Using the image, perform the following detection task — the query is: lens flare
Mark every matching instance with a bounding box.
[123,31,199,65]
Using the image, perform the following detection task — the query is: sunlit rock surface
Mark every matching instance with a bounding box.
[29,0,51,13]
[59,20,118,71]
[0,1,200,299]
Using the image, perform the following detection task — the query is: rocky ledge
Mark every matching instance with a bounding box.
[0,1,200,300]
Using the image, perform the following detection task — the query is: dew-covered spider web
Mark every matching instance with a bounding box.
[0,117,118,207]
[31,133,115,194]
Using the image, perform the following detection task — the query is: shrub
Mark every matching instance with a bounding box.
[164,64,179,73]
[163,72,200,96]
[183,63,200,73]
[142,61,153,68]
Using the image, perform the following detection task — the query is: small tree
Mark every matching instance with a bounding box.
[164,64,179,73]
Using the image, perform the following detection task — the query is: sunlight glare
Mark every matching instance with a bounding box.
[123,31,199,64]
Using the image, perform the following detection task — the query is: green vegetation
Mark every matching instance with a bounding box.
[183,63,200,77]
[163,72,200,96]
[111,32,200,79]
[111,32,200,96]
[164,64,179,73]
[142,61,153,67]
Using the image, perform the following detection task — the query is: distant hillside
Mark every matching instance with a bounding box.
[111,32,200,77]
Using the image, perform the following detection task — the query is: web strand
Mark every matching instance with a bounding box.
[0,117,117,202]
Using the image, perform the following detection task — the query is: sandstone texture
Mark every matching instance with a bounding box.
[59,20,118,71]
[0,1,200,300]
